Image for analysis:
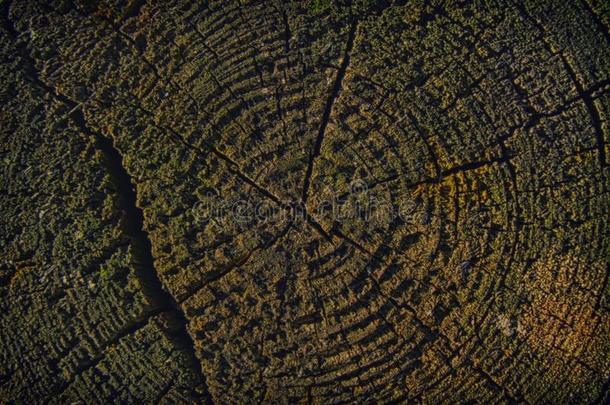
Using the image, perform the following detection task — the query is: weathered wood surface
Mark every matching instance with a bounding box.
[1,0,609,403]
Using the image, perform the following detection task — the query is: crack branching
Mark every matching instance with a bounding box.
[153,119,340,245]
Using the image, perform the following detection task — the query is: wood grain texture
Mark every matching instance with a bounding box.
[1,0,609,403]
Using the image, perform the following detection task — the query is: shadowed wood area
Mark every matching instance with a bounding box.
[1,0,609,403]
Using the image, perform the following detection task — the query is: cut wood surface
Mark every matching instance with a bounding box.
[1,0,609,403]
